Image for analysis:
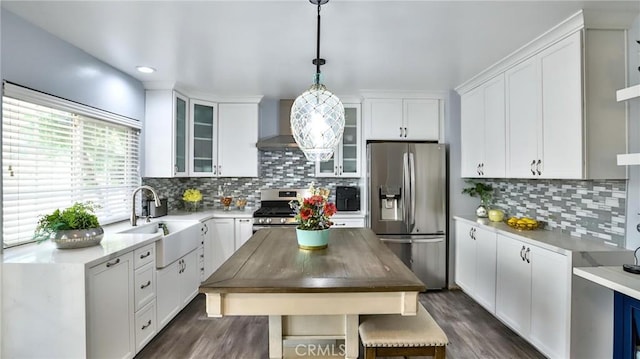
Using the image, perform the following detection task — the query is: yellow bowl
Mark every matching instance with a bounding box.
[506,218,539,231]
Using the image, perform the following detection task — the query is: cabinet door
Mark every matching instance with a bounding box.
[539,31,583,179]
[189,99,217,176]
[235,218,254,250]
[460,87,485,178]
[208,218,236,272]
[331,218,365,228]
[88,252,134,359]
[174,92,189,177]
[202,220,216,279]
[482,74,506,178]
[180,250,200,306]
[474,226,497,313]
[156,260,180,330]
[454,221,476,294]
[218,103,259,177]
[506,57,540,178]
[366,99,403,140]
[495,234,531,337]
[315,104,361,178]
[403,99,439,141]
[529,245,570,358]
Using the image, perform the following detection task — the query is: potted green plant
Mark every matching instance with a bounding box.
[462,180,495,218]
[33,202,104,249]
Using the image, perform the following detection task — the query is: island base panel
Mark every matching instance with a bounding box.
[269,315,358,359]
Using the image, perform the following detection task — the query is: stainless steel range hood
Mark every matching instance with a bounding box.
[256,99,298,150]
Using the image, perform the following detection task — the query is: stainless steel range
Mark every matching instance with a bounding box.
[252,189,307,232]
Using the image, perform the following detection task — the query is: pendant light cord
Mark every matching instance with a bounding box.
[315,2,322,84]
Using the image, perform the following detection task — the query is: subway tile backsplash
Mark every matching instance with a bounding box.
[142,150,360,212]
[478,179,626,246]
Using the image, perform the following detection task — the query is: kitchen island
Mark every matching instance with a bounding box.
[199,227,425,359]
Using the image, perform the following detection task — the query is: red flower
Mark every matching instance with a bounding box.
[310,195,324,205]
[300,207,313,220]
[323,202,337,216]
[303,198,313,207]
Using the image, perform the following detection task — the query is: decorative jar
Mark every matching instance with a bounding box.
[51,228,104,249]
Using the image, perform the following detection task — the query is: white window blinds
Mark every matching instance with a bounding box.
[2,83,141,248]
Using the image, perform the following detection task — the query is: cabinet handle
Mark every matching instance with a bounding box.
[520,246,526,261]
[530,160,536,175]
[536,159,541,176]
[106,258,120,268]
[200,254,204,259]
[525,247,531,263]
[480,163,484,176]
[399,127,403,137]
[218,165,222,176]
[469,227,474,239]
[335,166,338,175]
[141,320,152,330]
[204,223,209,235]
[339,165,342,175]
[140,251,151,259]
[140,280,151,289]
[404,127,408,138]
[174,165,178,175]
[334,223,346,226]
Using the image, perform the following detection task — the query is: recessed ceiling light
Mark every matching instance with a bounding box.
[136,66,155,74]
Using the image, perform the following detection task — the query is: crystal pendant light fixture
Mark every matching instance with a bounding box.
[290,0,345,162]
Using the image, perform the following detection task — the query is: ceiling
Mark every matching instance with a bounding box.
[2,1,639,99]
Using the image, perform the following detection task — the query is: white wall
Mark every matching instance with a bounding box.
[624,14,640,250]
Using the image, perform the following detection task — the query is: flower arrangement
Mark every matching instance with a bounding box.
[289,183,337,230]
[183,188,203,211]
[183,188,203,202]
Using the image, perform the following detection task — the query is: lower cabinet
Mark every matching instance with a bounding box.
[495,233,569,359]
[203,218,236,279]
[235,218,253,249]
[88,252,135,359]
[454,221,497,312]
[134,300,157,352]
[156,248,200,330]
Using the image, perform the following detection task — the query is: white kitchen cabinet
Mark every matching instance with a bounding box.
[454,221,497,312]
[365,98,440,141]
[217,103,259,177]
[331,217,365,228]
[316,104,361,178]
[189,101,259,177]
[235,218,254,249]
[156,248,200,330]
[144,90,189,177]
[189,99,217,176]
[460,74,505,178]
[203,218,236,279]
[495,233,569,358]
[88,252,135,359]
[134,300,157,353]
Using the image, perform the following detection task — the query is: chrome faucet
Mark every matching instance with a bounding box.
[131,185,161,226]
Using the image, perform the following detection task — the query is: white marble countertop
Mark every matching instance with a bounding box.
[574,266,640,300]
[454,215,627,255]
[2,232,161,268]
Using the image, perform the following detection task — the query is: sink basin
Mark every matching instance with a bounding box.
[120,220,201,268]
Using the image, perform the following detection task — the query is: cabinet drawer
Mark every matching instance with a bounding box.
[332,218,365,228]
[134,300,157,353]
[134,262,155,311]
[134,244,155,269]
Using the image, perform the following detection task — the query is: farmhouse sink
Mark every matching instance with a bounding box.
[120,220,201,268]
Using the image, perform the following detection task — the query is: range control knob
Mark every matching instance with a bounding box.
[258,218,265,224]
[266,218,272,224]
[280,218,287,224]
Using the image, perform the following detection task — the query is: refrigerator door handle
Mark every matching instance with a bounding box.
[409,152,416,228]
[402,152,410,231]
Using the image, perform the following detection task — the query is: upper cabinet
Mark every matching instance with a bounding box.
[316,103,362,177]
[460,74,506,178]
[364,97,441,141]
[144,89,261,178]
[144,90,190,177]
[457,10,628,180]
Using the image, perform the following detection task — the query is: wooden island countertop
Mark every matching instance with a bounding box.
[199,227,426,359]
[200,227,425,294]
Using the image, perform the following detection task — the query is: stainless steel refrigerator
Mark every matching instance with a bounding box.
[367,142,447,290]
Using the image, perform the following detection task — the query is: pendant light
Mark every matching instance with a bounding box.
[290,0,345,162]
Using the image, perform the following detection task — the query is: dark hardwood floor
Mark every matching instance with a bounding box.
[136,290,544,359]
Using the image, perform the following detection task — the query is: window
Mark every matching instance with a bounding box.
[2,83,141,248]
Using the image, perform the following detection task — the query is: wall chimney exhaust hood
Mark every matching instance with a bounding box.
[256,99,298,150]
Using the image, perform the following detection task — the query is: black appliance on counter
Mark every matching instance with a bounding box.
[336,186,360,212]
[142,198,168,218]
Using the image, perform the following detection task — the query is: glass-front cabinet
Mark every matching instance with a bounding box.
[189,99,217,176]
[174,93,189,176]
[316,103,361,178]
